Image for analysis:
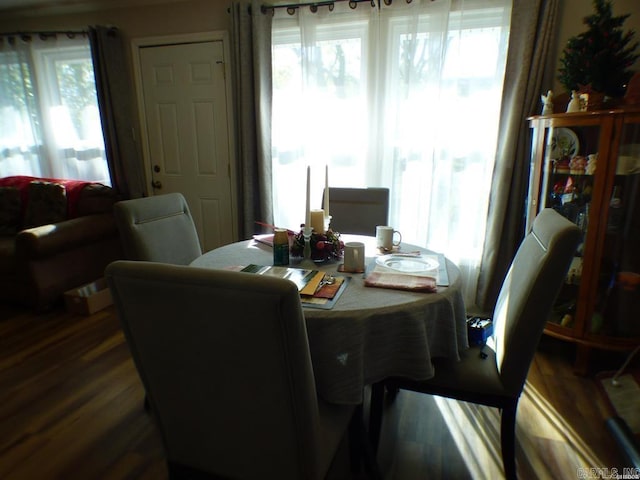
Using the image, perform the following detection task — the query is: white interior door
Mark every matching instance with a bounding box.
[136,37,236,252]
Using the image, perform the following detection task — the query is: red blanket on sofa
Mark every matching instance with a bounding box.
[0,176,95,218]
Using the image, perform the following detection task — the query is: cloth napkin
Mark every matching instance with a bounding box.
[364,271,437,293]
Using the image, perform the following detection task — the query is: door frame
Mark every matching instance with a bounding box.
[131,31,238,241]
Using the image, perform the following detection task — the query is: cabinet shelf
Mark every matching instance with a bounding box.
[554,172,593,177]
[528,111,640,374]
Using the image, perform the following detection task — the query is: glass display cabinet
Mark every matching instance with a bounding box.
[527,109,640,374]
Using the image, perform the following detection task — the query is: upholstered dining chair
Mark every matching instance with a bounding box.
[106,260,378,479]
[113,192,202,265]
[323,187,389,236]
[368,208,581,480]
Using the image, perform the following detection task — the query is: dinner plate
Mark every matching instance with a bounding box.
[376,255,439,273]
[550,127,579,159]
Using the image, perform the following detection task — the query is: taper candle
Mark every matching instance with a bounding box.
[305,166,311,227]
[324,165,330,220]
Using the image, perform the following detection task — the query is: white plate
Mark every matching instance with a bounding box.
[550,128,579,159]
[376,255,439,273]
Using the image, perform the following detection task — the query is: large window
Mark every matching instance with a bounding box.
[0,34,109,184]
[271,0,511,305]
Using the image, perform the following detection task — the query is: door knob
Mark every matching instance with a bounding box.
[151,180,162,189]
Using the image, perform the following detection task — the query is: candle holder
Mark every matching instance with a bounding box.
[302,226,313,261]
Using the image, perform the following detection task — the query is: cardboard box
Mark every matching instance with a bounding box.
[64,278,112,315]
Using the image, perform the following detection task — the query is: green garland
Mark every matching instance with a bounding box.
[557,0,639,97]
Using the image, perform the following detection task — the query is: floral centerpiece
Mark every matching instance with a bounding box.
[290,226,344,262]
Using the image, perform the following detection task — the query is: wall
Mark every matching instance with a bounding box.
[0,0,232,39]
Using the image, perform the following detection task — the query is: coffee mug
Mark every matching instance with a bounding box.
[376,226,401,251]
[343,241,365,272]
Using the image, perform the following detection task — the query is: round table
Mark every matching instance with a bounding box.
[191,235,468,405]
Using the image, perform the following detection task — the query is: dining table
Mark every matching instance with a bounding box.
[190,234,468,405]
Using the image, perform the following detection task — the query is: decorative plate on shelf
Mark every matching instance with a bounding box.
[550,128,579,159]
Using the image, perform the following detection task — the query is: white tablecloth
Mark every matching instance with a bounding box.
[190,235,468,404]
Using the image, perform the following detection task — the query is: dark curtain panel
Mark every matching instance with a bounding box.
[89,25,146,199]
[476,0,560,311]
[230,1,273,239]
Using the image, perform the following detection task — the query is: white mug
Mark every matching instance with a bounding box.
[376,226,402,251]
[343,241,365,272]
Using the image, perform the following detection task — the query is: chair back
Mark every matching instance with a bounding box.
[114,193,202,265]
[324,187,389,235]
[106,261,324,479]
[492,208,580,395]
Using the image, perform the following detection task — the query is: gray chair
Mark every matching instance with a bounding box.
[106,261,377,479]
[368,208,581,480]
[324,187,389,236]
[113,193,202,265]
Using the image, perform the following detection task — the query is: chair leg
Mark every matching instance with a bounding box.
[349,408,363,474]
[368,381,385,456]
[350,404,382,480]
[500,402,518,480]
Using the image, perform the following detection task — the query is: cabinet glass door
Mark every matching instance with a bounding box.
[593,118,640,338]
[540,124,601,331]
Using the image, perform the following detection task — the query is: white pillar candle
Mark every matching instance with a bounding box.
[305,165,311,227]
[324,165,330,220]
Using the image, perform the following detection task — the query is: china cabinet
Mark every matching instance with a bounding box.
[527,109,640,374]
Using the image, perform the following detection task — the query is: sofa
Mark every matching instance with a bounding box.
[0,176,123,310]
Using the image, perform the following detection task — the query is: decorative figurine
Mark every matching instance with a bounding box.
[566,90,581,113]
[541,90,554,115]
[586,153,597,175]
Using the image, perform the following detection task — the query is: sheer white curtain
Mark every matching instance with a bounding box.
[0,34,109,184]
[0,38,43,177]
[271,0,511,307]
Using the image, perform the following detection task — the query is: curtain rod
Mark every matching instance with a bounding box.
[0,30,88,40]
[260,0,424,15]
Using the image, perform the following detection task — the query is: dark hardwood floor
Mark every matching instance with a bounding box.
[0,303,635,479]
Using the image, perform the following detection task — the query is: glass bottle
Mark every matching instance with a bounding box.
[273,228,290,266]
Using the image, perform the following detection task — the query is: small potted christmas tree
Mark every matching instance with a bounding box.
[558,0,639,107]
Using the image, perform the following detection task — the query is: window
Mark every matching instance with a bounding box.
[0,34,109,184]
[271,0,511,305]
